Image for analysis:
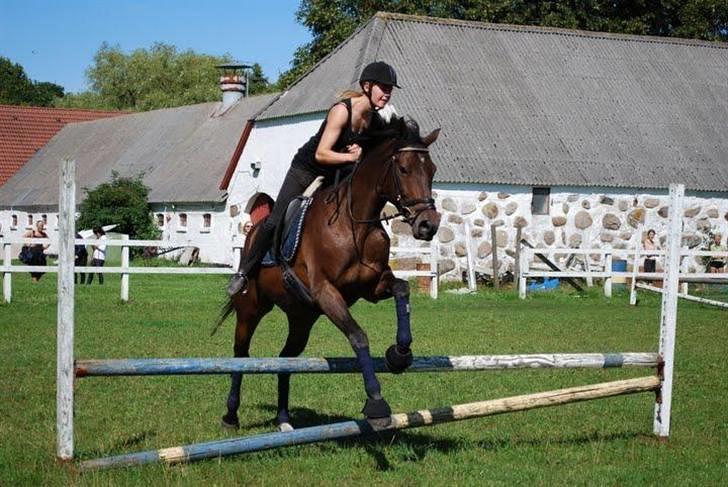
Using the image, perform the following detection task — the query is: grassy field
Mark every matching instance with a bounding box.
[1,270,727,486]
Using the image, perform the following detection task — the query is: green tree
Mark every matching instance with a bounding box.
[248,62,277,95]
[77,172,160,243]
[279,0,727,89]
[0,56,65,106]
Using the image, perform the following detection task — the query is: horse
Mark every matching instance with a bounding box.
[217,117,441,431]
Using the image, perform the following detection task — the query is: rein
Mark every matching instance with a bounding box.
[347,145,435,226]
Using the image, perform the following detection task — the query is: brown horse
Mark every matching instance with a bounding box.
[218,117,440,431]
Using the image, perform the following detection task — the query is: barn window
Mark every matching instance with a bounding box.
[156,213,165,227]
[178,213,188,232]
[41,214,48,226]
[531,187,550,215]
[11,215,18,229]
[27,215,33,227]
[202,213,212,231]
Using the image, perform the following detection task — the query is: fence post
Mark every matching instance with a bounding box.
[604,252,613,298]
[57,158,75,461]
[630,239,641,306]
[583,251,593,287]
[429,239,438,299]
[654,183,684,439]
[490,223,499,290]
[464,221,476,291]
[2,239,11,304]
[513,227,522,294]
[120,234,129,303]
[518,247,527,299]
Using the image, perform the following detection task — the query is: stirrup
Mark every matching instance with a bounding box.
[227,273,249,297]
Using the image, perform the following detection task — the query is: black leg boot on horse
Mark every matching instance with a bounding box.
[385,279,414,373]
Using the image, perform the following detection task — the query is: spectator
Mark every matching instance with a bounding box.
[86,226,107,285]
[23,220,49,282]
[74,232,88,285]
[642,229,659,275]
[707,233,726,273]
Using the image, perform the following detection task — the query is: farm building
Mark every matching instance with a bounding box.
[224,12,728,278]
[0,83,276,263]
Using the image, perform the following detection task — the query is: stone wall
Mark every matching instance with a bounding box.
[387,185,728,280]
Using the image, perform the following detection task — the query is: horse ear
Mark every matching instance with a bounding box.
[422,128,441,147]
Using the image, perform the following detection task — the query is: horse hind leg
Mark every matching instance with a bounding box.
[276,311,317,432]
[221,290,272,429]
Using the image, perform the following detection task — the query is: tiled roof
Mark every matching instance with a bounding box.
[0,105,123,186]
[0,94,277,209]
[257,12,728,192]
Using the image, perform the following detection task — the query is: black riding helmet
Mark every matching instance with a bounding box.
[359,61,401,89]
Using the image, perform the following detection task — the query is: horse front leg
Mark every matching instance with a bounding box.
[314,281,391,422]
[372,270,414,374]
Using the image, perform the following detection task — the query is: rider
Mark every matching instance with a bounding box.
[228,61,401,296]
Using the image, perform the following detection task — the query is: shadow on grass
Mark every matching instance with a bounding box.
[232,404,646,471]
[77,430,157,459]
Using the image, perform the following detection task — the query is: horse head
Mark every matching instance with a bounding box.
[382,117,441,241]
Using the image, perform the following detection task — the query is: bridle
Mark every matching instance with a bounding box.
[347,145,435,225]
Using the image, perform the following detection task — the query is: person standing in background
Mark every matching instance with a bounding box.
[87,226,107,285]
[23,220,49,282]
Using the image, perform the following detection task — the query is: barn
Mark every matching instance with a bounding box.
[224,12,728,278]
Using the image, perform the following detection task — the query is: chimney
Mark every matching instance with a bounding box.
[216,63,251,113]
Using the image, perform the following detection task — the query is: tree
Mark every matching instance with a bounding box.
[278,0,727,89]
[0,56,65,106]
[248,63,277,95]
[77,172,160,243]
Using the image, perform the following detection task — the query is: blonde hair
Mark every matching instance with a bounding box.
[338,90,363,100]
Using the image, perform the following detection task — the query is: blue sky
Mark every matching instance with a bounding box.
[0,0,311,93]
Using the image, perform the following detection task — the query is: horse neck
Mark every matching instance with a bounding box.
[347,142,395,222]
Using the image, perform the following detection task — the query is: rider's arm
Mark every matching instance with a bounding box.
[315,104,360,165]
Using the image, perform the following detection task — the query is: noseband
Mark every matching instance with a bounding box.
[347,145,435,225]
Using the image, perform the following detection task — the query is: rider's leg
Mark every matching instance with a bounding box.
[228,166,316,296]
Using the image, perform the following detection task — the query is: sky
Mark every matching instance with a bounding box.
[0,0,312,93]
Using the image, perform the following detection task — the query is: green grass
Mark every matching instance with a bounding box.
[1,274,727,485]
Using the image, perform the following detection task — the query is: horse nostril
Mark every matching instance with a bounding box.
[418,220,433,235]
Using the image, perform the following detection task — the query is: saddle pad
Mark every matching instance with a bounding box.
[261,196,313,266]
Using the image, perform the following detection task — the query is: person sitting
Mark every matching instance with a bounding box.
[228,61,400,296]
[707,233,726,273]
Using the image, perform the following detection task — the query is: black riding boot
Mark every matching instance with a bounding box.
[228,221,276,296]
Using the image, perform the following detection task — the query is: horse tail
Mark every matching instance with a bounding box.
[211,297,235,336]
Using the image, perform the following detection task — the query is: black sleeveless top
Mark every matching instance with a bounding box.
[290,99,384,178]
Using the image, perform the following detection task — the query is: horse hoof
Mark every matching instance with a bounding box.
[221,415,240,430]
[385,344,413,374]
[278,422,294,433]
[362,397,392,420]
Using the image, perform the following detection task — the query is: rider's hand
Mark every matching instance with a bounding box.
[346,144,362,163]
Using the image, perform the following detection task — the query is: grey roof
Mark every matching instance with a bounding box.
[0,93,277,209]
[258,13,728,192]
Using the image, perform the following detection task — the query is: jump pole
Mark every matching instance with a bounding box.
[75,353,659,377]
[79,375,660,471]
[636,283,728,310]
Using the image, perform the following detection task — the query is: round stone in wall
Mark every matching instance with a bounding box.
[497,192,510,199]
[543,230,555,246]
[644,198,660,209]
[482,202,498,219]
[619,231,633,240]
[696,219,711,233]
[574,210,593,230]
[477,241,492,258]
[628,208,645,228]
[505,201,518,215]
[552,216,567,227]
[602,213,621,230]
[618,199,629,212]
[391,220,411,235]
[706,208,719,219]
[492,219,504,227]
[461,201,477,214]
[496,230,508,247]
[658,206,669,218]
[562,203,569,214]
[581,200,591,210]
[454,243,467,257]
[513,216,528,228]
[683,206,701,218]
[447,214,463,224]
[725,212,728,221]
[478,192,488,201]
[600,232,614,243]
[438,227,455,243]
[567,194,579,202]
[473,218,485,227]
[442,198,457,212]
[568,234,582,248]
[600,196,615,206]
[438,259,455,274]
[681,233,702,248]
[471,228,483,238]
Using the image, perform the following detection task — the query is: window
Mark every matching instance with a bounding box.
[41,214,48,224]
[26,215,33,227]
[11,215,18,228]
[156,213,165,227]
[202,213,212,230]
[177,213,187,232]
[531,187,550,216]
